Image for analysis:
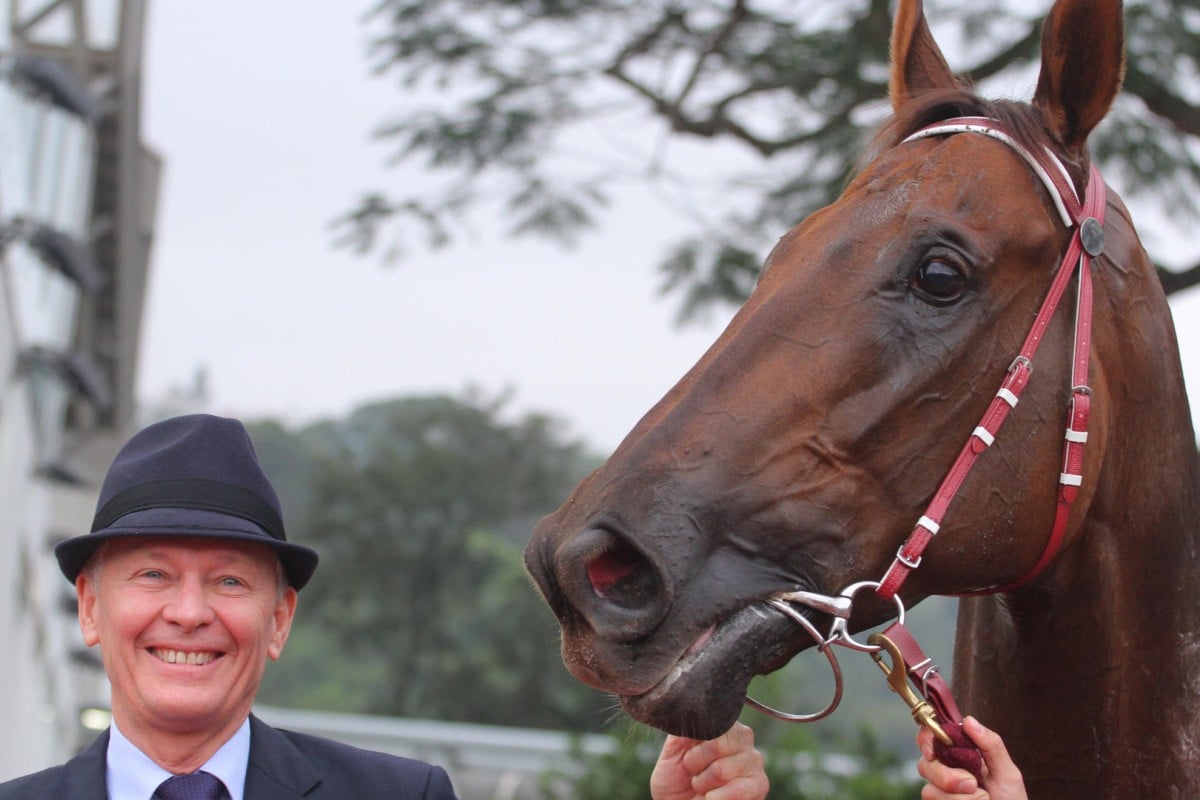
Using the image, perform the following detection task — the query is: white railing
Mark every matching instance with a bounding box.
[253,705,616,800]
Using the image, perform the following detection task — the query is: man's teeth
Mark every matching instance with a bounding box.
[154,649,216,665]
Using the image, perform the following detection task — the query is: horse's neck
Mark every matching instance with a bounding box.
[954,403,1200,799]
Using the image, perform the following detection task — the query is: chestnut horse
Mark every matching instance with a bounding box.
[524,0,1200,796]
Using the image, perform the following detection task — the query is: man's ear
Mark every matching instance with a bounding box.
[77,572,101,647]
[890,0,962,113]
[268,587,298,661]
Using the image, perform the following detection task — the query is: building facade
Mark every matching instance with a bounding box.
[0,0,158,778]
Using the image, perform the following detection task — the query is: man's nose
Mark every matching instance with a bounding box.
[163,576,216,629]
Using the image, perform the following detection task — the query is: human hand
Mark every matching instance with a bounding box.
[916,716,1027,800]
[649,722,769,800]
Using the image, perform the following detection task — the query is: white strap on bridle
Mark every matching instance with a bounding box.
[903,122,1079,228]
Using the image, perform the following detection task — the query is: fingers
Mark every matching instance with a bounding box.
[679,722,754,774]
[680,723,769,800]
[915,751,984,799]
[916,726,936,761]
[658,733,697,765]
[962,717,1026,800]
[915,727,986,799]
[915,718,1029,800]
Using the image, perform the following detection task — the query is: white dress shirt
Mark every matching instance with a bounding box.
[105,717,250,800]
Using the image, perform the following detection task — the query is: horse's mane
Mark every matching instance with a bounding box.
[859,88,1088,186]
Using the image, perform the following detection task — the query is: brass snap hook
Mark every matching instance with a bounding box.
[868,632,952,746]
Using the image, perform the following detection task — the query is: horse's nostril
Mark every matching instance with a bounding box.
[587,548,634,596]
[586,538,657,607]
[550,526,671,639]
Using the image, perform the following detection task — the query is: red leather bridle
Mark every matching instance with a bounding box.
[876,116,1108,601]
[750,117,1109,779]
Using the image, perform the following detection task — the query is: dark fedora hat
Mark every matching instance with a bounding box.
[55,414,318,589]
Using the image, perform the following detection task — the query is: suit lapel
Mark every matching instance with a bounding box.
[63,730,110,799]
[243,715,321,799]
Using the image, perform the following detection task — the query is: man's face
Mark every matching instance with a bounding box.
[77,536,297,745]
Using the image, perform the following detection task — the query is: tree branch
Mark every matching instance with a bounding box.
[960,18,1043,83]
[1123,64,1200,136]
[671,0,749,108]
[1159,259,1200,296]
[606,6,686,73]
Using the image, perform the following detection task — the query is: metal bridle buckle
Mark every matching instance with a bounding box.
[743,581,906,723]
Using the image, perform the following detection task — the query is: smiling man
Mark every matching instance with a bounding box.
[0,414,459,799]
[0,414,769,800]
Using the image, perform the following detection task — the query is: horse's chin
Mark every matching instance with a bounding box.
[617,602,813,740]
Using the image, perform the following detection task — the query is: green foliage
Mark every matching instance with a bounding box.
[341,0,1200,316]
[539,725,659,800]
[659,237,765,325]
[251,391,614,731]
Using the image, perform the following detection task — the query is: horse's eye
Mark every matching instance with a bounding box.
[910,258,967,303]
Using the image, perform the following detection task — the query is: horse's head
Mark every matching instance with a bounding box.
[526,0,1135,739]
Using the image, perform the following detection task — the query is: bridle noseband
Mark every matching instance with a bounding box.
[748,116,1108,737]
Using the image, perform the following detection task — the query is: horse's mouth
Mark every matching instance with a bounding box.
[616,599,817,739]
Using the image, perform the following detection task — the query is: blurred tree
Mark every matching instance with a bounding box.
[338,0,1200,321]
[251,393,613,730]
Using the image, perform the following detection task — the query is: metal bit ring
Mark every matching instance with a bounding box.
[743,599,844,722]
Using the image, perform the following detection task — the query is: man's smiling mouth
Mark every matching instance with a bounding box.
[151,648,219,665]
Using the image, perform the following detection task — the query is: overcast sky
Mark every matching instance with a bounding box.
[137,0,737,452]
[137,1,1200,453]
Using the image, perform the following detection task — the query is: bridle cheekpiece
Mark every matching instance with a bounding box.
[877,116,1107,599]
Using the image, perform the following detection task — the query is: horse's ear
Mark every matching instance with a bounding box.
[1033,0,1126,153]
[890,0,961,112]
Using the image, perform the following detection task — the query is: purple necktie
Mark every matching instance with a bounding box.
[153,771,226,800]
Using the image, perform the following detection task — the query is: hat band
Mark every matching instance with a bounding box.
[91,478,286,541]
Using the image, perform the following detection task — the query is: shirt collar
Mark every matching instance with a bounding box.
[106,717,250,800]
[204,719,250,800]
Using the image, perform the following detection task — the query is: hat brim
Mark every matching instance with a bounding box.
[55,507,319,590]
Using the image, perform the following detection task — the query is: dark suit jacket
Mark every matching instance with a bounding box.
[0,714,459,799]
